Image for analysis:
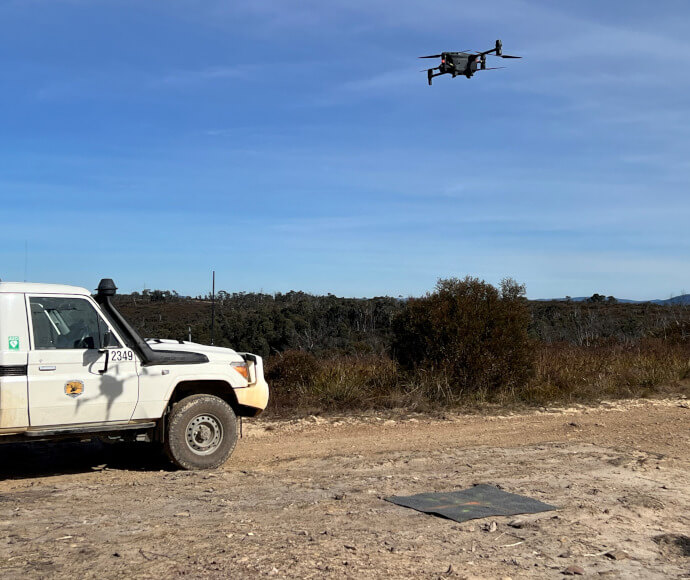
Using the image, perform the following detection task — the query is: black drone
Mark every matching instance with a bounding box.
[420,40,521,85]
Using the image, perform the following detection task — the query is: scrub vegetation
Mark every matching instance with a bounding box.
[114,280,690,414]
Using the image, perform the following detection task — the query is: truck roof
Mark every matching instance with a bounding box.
[0,282,92,296]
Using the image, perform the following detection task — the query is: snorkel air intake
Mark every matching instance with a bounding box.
[95,278,208,366]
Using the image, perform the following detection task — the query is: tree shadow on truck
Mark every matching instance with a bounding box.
[0,440,173,481]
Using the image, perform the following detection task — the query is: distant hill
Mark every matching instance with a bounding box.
[651,294,690,305]
[535,294,690,305]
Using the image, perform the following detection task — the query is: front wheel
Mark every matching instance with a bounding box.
[164,394,238,470]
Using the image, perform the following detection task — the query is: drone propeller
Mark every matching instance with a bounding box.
[482,66,506,70]
[419,54,442,59]
[500,54,522,59]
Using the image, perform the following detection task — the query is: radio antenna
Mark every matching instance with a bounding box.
[211,270,216,345]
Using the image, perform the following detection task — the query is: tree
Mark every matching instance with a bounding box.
[392,276,533,395]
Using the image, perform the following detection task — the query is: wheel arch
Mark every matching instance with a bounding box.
[168,380,258,417]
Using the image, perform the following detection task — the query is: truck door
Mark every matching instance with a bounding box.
[26,295,139,427]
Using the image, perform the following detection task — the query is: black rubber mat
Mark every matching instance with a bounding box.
[385,484,557,523]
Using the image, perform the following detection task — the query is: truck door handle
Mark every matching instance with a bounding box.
[98,349,110,375]
[39,365,56,371]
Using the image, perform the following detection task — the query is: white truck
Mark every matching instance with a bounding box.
[0,278,269,469]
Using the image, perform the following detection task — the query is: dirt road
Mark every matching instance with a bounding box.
[0,398,688,579]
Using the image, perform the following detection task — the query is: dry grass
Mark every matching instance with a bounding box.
[265,340,690,415]
[517,339,690,406]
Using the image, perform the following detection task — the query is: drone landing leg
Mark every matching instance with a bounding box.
[427,70,444,86]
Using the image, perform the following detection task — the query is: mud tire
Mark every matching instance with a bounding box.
[164,394,238,470]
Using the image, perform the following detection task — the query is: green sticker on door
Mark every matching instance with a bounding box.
[8,336,19,351]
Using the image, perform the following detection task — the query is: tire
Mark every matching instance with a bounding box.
[164,394,238,470]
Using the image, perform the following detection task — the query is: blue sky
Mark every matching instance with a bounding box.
[1,0,688,299]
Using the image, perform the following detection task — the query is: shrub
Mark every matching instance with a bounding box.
[265,350,320,411]
[266,349,320,387]
[392,277,534,396]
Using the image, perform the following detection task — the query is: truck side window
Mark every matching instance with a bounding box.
[29,297,121,350]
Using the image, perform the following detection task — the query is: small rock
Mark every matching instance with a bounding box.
[481,521,498,533]
[333,493,345,500]
[174,512,191,517]
[605,550,629,560]
[563,565,585,575]
[508,519,524,529]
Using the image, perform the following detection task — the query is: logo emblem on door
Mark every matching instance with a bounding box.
[65,380,84,398]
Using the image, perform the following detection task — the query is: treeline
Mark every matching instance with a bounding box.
[114,290,400,357]
[530,300,690,345]
[114,288,690,357]
[112,281,690,413]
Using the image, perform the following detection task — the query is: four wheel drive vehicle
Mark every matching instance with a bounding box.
[0,278,269,469]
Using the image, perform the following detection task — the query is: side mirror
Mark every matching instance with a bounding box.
[102,330,115,348]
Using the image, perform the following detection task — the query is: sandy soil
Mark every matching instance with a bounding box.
[0,397,688,579]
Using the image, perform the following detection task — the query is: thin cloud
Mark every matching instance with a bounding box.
[152,65,253,87]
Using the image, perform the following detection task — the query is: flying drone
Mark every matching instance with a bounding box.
[420,40,521,85]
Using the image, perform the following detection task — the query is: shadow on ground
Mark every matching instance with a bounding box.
[0,440,173,480]
[654,534,690,558]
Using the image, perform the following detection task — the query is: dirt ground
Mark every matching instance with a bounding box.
[0,398,688,579]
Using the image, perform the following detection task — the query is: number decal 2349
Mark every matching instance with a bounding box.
[110,350,134,362]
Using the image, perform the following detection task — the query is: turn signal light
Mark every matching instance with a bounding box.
[231,362,249,379]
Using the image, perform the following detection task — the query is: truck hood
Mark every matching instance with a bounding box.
[145,339,245,364]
